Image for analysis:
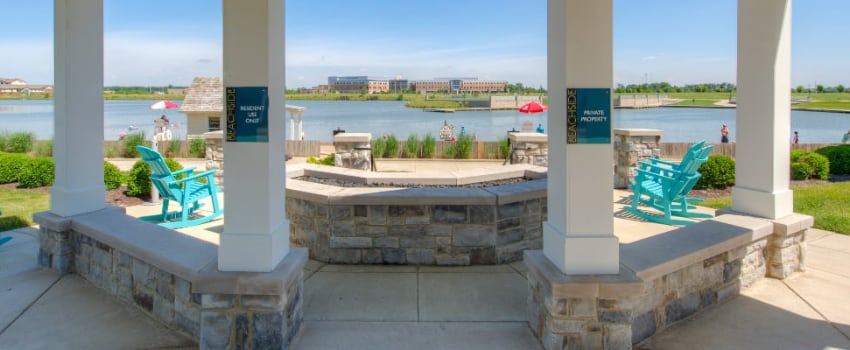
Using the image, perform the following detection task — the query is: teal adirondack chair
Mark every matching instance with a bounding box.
[135,146,223,229]
[0,210,10,246]
[627,142,713,225]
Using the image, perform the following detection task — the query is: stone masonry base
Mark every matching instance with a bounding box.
[525,212,812,349]
[35,207,307,350]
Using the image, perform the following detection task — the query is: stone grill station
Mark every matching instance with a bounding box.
[508,132,549,167]
[332,132,372,171]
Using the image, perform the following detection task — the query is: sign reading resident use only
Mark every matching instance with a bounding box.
[566,88,611,144]
[225,86,269,142]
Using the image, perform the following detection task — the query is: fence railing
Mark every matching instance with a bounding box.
[661,142,837,160]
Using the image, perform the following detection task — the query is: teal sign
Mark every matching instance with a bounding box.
[225,86,269,142]
[566,88,611,144]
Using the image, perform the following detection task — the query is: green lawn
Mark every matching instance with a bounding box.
[0,187,50,232]
[701,181,850,234]
[793,101,850,110]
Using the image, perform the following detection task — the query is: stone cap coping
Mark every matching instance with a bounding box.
[286,164,547,206]
[508,132,548,143]
[620,213,774,281]
[717,209,814,237]
[333,132,372,143]
[193,248,308,295]
[35,207,307,296]
[613,128,663,137]
[524,250,644,299]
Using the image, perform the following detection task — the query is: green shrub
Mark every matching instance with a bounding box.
[422,133,436,158]
[35,139,53,157]
[454,133,473,159]
[103,161,123,190]
[18,157,54,188]
[126,158,182,197]
[104,144,120,158]
[695,155,736,189]
[499,137,511,159]
[4,131,34,153]
[403,134,420,158]
[307,153,335,166]
[815,144,850,175]
[121,132,147,158]
[385,134,399,158]
[0,132,7,151]
[0,153,30,183]
[790,150,829,180]
[167,139,183,157]
[790,162,813,181]
[443,142,456,159]
[189,138,206,158]
[372,137,386,159]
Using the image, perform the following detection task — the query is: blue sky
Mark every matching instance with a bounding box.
[2,0,848,89]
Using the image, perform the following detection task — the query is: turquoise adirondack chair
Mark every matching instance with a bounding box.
[627,142,713,225]
[135,146,223,229]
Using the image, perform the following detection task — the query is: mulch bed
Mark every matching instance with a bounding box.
[2,183,146,208]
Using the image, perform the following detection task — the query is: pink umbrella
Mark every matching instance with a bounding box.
[519,101,548,113]
[149,100,179,110]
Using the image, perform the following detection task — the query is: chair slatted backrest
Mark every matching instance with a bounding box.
[678,144,713,175]
[136,146,183,203]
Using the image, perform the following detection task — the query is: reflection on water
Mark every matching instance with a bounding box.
[0,99,848,143]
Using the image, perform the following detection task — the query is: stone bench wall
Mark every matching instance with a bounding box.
[525,213,812,349]
[35,208,306,350]
[288,197,545,265]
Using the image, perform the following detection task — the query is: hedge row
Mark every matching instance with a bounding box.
[0,152,138,191]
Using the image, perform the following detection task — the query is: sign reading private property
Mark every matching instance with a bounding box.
[225,86,269,142]
[566,88,611,144]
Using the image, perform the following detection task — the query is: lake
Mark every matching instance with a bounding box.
[1,99,848,143]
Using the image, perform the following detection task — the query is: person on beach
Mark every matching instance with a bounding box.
[792,131,799,144]
[843,129,850,144]
[536,124,545,133]
[720,123,730,143]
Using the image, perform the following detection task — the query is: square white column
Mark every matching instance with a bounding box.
[219,0,289,272]
[732,0,794,219]
[544,0,619,275]
[51,0,106,217]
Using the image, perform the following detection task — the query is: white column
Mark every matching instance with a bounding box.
[732,0,794,219]
[51,0,106,217]
[219,0,289,272]
[298,113,303,140]
[290,112,295,140]
[543,0,618,275]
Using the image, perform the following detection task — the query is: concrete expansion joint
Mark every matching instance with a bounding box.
[0,274,64,336]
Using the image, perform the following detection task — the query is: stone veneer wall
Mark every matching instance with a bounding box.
[613,128,662,189]
[35,208,306,350]
[525,213,812,349]
[287,197,545,265]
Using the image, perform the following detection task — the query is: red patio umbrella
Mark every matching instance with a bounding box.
[149,100,179,110]
[519,101,548,113]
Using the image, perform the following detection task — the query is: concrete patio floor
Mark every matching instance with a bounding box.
[1,189,848,349]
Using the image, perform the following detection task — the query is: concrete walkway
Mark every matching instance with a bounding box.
[2,196,850,349]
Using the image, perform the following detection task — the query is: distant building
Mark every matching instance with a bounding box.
[302,85,330,94]
[0,78,54,95]
[389,79,409,92]
[327,76,389,94]
[409,78,506,94]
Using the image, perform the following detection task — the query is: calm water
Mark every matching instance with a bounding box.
[1,99,848,143]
